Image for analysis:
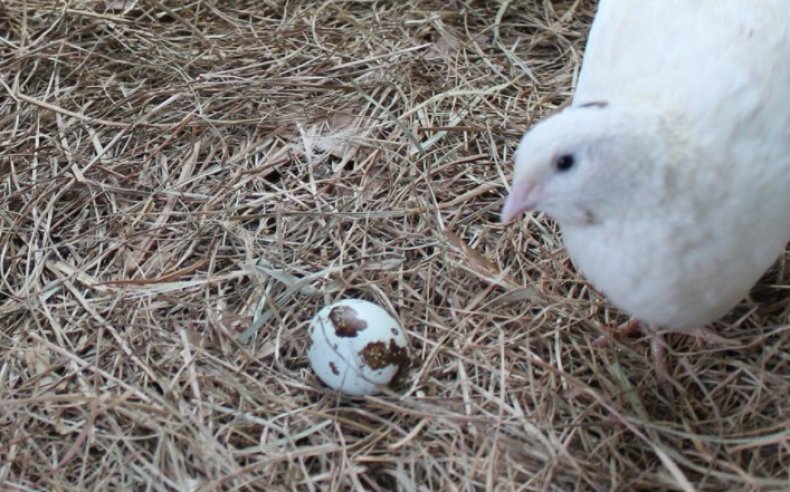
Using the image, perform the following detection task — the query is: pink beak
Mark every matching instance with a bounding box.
[500,182,541,222]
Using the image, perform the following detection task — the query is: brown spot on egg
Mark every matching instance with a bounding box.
[329,361,339,375]
[330,306,368,337]
[390,327,398,335]
[359,339,410,387]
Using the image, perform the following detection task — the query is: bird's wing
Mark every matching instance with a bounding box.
[574,0,790,119]
[575,0,790,240]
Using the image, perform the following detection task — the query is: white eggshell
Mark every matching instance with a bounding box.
[307,299,409,396]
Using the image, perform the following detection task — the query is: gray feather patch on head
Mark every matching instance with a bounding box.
[577,101,609,109]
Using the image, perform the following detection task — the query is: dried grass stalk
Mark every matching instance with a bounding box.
[1,1,787,490]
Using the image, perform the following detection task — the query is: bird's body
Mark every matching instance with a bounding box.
[503,0,790,333]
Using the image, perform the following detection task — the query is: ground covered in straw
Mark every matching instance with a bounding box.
[1,1,788,490]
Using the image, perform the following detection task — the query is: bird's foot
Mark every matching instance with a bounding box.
[649,326,739,398]
[592,318,644,347]
[594,320,735,398]
[592,319,676,397]
[681,326,739,347]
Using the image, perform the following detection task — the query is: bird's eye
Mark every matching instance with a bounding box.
[555,154,575,172]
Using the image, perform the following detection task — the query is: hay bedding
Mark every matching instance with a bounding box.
[0,0,787,490]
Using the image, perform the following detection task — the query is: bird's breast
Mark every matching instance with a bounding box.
[559,215,763,331]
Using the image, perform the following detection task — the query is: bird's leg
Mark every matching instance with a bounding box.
[621,318,644,336]
[648,330,676,398]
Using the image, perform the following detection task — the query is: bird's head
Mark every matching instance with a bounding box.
[501,103,674,226]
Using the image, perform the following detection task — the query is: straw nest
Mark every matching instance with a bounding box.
[1,1,788,490]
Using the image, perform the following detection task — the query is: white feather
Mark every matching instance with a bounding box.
[506,1,790,330]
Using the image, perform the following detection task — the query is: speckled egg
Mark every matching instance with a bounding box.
[307,299,409,396]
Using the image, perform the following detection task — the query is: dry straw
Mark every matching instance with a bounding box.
[1,1,788,490]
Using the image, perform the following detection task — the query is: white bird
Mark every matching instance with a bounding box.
[501,0,790,391]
